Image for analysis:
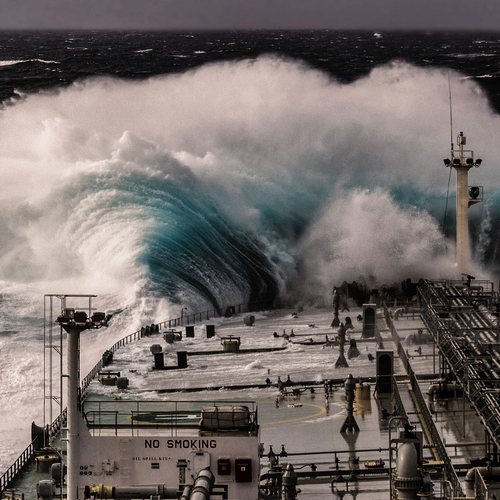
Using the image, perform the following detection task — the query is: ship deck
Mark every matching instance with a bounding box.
[4,284,500,500]
[80,300,493,499]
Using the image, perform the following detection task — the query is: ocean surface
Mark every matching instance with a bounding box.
[1,29,500,472]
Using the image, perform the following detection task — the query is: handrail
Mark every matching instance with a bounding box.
[81,399,259,435]
[0,437,38,495]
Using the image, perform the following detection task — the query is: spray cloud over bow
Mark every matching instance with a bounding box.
[0,55,499,311]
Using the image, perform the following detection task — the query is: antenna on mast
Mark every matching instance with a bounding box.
[448,73,454,153]
[442,74,454,240]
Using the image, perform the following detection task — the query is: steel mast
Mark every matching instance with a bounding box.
[443,132,483,275]
[56,297,110,500]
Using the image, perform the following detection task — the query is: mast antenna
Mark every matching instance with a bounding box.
[442,74,454,238]
[448,73,454,152]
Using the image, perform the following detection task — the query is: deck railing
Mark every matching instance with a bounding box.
[0,409,67,496]
[81,399,259,436]
[0,412,67,497]
[0,438,38,495]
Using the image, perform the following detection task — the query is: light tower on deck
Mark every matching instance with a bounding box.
[443,132,483,275]
[56,299,111,500]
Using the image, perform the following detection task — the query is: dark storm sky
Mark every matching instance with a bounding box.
[0,0,499,31]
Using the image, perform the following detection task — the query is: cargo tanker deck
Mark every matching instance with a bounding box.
[3,278,500,500]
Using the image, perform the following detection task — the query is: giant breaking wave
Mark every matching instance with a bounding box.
[1,55,500,313]
[2,54,500,471]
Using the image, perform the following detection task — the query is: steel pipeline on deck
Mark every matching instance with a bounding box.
[418,279,500,454]
[382,303,464,497]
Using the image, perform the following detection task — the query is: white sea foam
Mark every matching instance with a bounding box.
[0,58,59,67]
